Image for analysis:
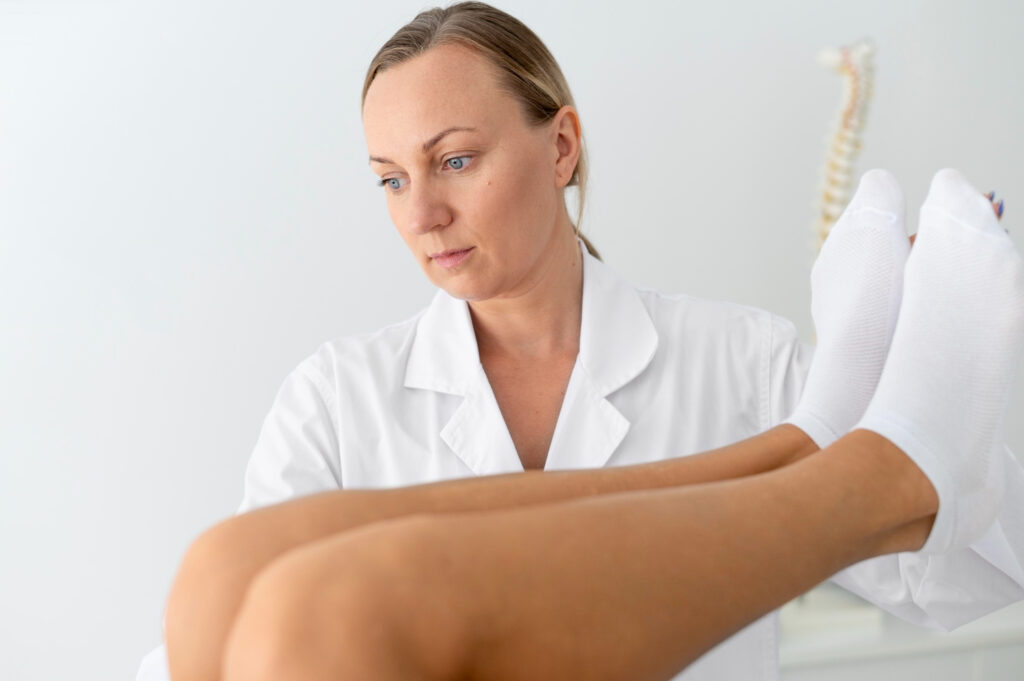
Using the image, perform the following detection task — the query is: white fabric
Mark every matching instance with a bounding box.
[856,168,1024,554]
[136,237,1024,681]
[784,168,909,448]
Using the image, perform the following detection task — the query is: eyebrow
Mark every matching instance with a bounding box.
[368,126,478,165]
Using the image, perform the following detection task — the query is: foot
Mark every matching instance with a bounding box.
[855,168,1024,554]
[785,169,910,447]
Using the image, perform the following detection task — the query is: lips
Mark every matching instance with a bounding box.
[430,247,474,270]
[429,247,472,259]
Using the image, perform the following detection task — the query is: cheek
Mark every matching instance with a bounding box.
[385,199,412,241]
[478,157,554,239]
[386,201,420,259]
[384,196,399,227]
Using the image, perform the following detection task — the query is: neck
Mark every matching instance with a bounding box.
[468,222,583,361]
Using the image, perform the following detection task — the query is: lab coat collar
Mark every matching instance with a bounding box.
[403,281,481,397]
[404,237,659,473]
[575,241,660,396]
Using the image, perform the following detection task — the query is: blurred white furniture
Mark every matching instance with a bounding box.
[780,587,1024,680]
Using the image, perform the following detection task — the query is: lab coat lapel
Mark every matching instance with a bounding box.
[403,240,658,475]
[544,243,659,471]
[403,288,524,476]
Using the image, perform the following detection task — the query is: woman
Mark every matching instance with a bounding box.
[141,3,1024,681]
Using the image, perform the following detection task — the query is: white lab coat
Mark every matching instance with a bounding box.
[136,237,1024,681]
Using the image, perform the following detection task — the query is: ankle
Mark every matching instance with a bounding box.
[843,428,940,521]
[871,514,938,554]
[774,424,822,468]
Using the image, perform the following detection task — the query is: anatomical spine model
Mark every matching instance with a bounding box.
[815,40,875,250]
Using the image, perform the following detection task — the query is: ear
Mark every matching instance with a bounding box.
[550,105,581,189]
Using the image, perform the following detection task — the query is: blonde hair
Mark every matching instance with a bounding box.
[361,1,601,261]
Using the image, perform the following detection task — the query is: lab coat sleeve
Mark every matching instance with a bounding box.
[135,644,169,681]
[134,358,344,681]
[767,312,1024,631]
[236,357,344,514]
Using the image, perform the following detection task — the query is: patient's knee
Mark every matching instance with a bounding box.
[164,520,251,681]
[221,517,469,681]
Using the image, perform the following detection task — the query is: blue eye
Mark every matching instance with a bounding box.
[377,177,407,192]
[446,156,471,170]
[376,156,472,193]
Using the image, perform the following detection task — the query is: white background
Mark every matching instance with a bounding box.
[1,1,1023,679]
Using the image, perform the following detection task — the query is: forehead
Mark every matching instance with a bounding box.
[363,43,522,156]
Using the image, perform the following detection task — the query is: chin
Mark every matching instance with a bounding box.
[438,281,485,302]
[420,258,489,301]
[428,274,495,302]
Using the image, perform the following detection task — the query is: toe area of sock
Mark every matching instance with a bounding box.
[848,168,905,219]
[922,168,1003,236]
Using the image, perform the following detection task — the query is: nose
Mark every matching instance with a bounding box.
[403,178,453,236]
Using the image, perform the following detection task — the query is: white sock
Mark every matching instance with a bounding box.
[855,168,1024,553]
[784,169,910,448]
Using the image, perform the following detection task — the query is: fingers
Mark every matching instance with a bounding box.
[984,191,1005,221]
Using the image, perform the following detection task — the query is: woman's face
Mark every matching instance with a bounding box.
[362,43,576,302]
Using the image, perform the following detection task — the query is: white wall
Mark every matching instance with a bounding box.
[1,1,1022,679]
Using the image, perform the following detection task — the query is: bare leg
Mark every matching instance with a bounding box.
[200,174,1015,680]
[165,424,817,681]
[219,429,937,681]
